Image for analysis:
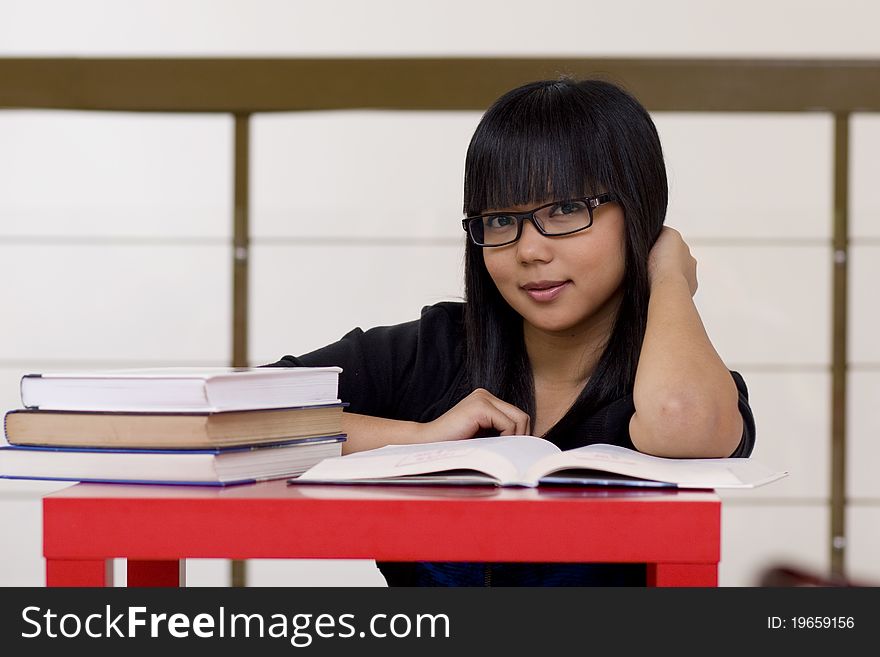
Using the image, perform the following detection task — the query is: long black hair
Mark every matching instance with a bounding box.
[462,78,667,448]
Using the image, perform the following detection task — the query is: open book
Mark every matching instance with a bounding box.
[291,435,788,489]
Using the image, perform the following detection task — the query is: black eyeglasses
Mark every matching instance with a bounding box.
[462,193,618,247]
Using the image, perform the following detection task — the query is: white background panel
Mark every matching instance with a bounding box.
[846,506,880,584]
[0,244,231,362]
[253,112,835,243]
[719,504,829,587]
[655,113,832,240]
[0,112,232,238]
[849,246,880,364]
[1,1,878,57]
[0,479,75,586]
[184,560,231,587]
[717,370,829,501]
[252,111,480,240]
[249,243,464,365]
[248,559,386,586]
[690,245,830,367]
[846,371,880,500]
[851,114,880,240]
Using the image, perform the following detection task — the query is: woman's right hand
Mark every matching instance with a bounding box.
[416,388,531,443]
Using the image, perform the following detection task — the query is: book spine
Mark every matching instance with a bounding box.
[18,374,43,410]
[20,374,41,410]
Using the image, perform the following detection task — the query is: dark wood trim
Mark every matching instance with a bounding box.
[232,113,250,371]
[831,113,849,577]
[2,57,880,112]
[231,113,250,588]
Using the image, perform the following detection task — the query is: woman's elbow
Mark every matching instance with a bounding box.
[630,396,742,458]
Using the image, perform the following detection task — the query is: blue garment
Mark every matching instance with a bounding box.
[408,562,646,587]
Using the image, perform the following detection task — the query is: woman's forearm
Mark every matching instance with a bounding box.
[339,388,533,455]
[340,412,425,455]
[629,272,742,458]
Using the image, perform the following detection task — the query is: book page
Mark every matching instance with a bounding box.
[470,436,560,480]
[525,443,788,489]
[296,435,559,485]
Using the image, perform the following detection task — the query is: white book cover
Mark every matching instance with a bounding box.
[20,366,342,412]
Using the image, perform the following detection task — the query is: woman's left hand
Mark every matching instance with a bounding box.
[647,226,698,297]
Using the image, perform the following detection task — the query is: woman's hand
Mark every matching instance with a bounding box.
[647,226,698,297]
[416,388,531,443]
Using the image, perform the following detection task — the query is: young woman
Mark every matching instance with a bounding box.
[269,78,756,586]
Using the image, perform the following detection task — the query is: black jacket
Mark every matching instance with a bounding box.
[267,301,756,585]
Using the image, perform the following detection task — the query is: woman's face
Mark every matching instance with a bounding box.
[482,199,627,336]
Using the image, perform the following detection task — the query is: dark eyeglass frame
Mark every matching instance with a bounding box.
[461,192,619,247]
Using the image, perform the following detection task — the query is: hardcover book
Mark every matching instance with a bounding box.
[0,435,346,486]
[4,403,346,449]
[19,366,342,413]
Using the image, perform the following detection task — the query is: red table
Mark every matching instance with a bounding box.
[43,480,721,587]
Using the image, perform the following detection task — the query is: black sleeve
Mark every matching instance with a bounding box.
[262,303,464,421]
[727,370,756,458]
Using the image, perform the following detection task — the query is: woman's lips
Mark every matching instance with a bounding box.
[522,280,571,302]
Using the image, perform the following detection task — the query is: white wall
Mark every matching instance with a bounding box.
[2,0,877,57]
[1,0,878,587]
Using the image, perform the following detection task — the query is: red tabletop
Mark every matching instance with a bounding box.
[43,480,721,587]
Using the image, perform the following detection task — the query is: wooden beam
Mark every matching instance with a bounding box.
[830,113,849,578]
[2,58,880,113]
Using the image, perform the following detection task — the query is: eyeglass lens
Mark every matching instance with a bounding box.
[470,199,591,246]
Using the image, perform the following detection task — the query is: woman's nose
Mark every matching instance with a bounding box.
[516,217,552,262]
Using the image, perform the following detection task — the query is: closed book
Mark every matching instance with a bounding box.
[4,403,346,449]
[19,366,341,412]
[0,435,345,486]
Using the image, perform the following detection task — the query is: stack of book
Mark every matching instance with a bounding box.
[0,367,346,486]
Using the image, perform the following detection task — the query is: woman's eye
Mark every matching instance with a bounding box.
[486,215,516,229]
[553,201,587,215]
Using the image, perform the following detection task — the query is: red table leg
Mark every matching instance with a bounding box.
[128,560,184,587]
[647,563,718,587]
[46,559,112,586]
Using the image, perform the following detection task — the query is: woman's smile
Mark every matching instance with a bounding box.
[521,280,572,302]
